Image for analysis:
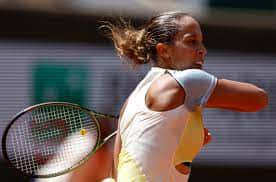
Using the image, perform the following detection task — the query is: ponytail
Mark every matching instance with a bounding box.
[100,20,151,66]
[101,11,189,67]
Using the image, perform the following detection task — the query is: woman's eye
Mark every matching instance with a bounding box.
[187,40,196,45]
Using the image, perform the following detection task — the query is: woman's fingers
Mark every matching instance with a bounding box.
[203,128,212,146]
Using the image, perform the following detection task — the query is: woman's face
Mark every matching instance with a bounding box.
[167,16,207,70]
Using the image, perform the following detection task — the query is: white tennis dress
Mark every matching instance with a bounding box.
[117,67,217,182]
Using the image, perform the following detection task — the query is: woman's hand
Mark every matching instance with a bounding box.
[203,128,212,146]
[175,163,191,175]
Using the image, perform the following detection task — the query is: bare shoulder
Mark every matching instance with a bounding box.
[145,73,185,112]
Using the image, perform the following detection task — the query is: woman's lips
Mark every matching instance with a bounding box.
[193,60,204,69]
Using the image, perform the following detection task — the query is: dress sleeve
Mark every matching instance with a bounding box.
[167,69,217,111]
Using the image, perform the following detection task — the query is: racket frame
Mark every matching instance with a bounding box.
[2,102,118,178]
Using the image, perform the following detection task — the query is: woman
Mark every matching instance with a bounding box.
[104,11,268,181]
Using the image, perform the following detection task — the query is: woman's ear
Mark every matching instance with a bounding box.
[156,43,172,61]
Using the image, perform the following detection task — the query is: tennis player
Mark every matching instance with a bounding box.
[103,11,268,181]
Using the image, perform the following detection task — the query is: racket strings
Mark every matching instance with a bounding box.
[10,112,95,174]
[5,105,99,177]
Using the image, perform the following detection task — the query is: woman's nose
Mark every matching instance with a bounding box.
[197,44,207,57]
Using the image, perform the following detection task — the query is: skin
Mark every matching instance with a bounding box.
[156,16,207,71]
[70,139,114,182]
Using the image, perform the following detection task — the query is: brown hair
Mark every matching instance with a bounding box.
[101,11,189,66]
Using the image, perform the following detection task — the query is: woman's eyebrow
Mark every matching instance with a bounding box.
[183,33,204,42]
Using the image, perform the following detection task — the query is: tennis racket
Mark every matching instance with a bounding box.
[2,102,118,178]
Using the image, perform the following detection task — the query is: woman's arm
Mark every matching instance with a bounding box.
[113,98,129,179]
[113,125,121,179]
[206,79,268,112]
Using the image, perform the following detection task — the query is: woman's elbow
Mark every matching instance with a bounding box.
[257,89,269,110]
[248,88,269,112]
